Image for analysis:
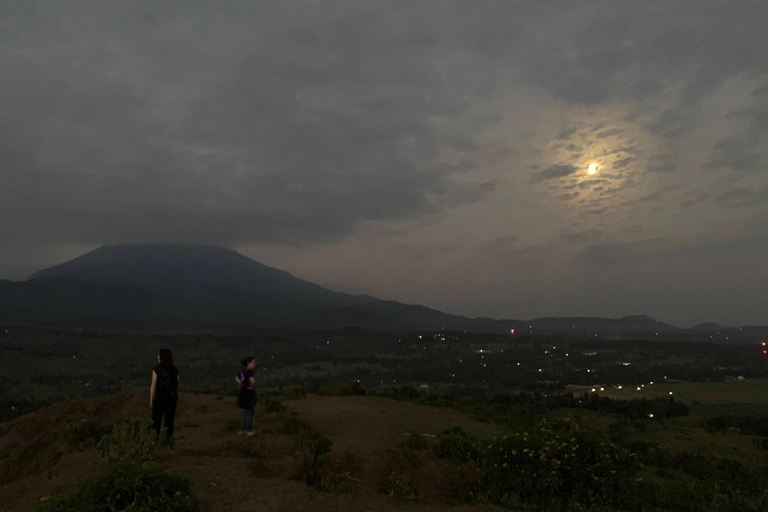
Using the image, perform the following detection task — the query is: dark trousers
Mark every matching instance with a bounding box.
[242,406,255,432]
[151,400,177,439]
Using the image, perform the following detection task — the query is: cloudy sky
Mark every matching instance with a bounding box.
[2,1,767,326]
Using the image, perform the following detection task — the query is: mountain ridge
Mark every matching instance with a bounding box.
[2,244,760,339]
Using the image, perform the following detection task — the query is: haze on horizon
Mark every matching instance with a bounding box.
[2,1,767,327]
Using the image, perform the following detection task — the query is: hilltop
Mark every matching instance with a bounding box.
[0,391,505,512]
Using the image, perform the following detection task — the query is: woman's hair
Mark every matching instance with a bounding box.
[241,356,255,367]
[158,348,174,366]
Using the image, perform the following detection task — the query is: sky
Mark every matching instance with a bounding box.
[1,1,767,327]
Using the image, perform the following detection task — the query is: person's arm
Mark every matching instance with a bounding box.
[235,374,242,386]
[247,375,255,391]
[149,371,157,409]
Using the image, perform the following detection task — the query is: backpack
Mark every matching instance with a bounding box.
[155,365,179,402]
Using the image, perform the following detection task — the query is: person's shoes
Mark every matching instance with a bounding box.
[246,431,255,437]
[238,430,246,436]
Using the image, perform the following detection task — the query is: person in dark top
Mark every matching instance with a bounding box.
[150,348,179,440]
[235,356,256,436]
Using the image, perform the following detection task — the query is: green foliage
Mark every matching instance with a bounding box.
[281,416,333,487]
[256,395,285,414]
[379,450,420,500]
[0,438,50,485]
[63,420,111,451]
[97,420,173,462]
[707,415,768,436]
[374,389,689,425]
[281,417,313,435]
[284,386,308,400]
[398,430,429,452]
[433,426,479,463]
[0,398,54,422]
[293,427,333,486]
[319,380,367,396]
[434,419,642,510]
[35,459,200,512]
[376,385,420,400]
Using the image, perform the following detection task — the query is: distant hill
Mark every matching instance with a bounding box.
[4,244,485,332]
[1,243,760,340]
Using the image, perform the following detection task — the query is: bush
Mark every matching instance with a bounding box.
[398,430,429,452]
[36,459,200,512]
[434,427,479,463]
[379,450,420,500]
[707,415,768,437]
[318,386,336,396]
[292,427,333,486]
[337,380,366,396]
[433,419,642,510]
[256,395,285,415]
[281,417,313,436]
[97,420,173,462]
[63,420,111,451]
[280,416,334,487]
[285,386,308,400]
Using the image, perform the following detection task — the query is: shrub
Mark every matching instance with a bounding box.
[285,386,308,400]
[97,420,173,462]
[256,395,285,415]
[398,430,429,452]
[280,416,334,487]
[433,419,642,510]
[63,420,111,451]
[36,459,200,512]
[281,417,313,436]
[337,380,366,396]
[318,386,336,396]
[378,450,420,500]
[434,426,479,463]
[293,427,333,486]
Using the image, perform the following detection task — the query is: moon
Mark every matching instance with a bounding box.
[587,163,598,175]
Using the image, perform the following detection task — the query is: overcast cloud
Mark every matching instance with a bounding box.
[1,1,767,326]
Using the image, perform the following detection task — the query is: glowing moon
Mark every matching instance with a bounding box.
[587,163,598,175]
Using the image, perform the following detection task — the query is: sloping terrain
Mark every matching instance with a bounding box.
[0,392,505,512]
[0,243,702,337]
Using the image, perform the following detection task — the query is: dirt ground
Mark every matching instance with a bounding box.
[0,392,506,512]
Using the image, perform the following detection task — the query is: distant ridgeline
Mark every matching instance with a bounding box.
[0,244,764,340]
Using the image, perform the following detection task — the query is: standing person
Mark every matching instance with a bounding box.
[235,357,257,436]
[150,348,179,440]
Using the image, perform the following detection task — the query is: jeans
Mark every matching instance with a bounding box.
[242,406,254,432]
[152,400,177,439]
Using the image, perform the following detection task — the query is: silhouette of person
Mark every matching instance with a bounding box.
[150,348,179,439]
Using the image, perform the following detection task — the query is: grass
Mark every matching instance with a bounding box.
[646,380,768,405]
[0,438,51,485]
[35,459,201,512]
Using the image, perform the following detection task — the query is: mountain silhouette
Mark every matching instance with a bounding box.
[3,244,480,332]
[0,244,690,335]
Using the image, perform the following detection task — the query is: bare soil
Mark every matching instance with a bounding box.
[0,392,506,512]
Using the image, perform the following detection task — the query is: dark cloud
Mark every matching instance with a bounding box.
[1,1,768,325]
[595,128,623,139]
[483,236,518,252]
[612,157,635,169]
[716,187,768,207]
[531,165,578,183]
[556,126,579,140]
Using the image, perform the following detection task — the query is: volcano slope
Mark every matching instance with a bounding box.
[0,391,506,512]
